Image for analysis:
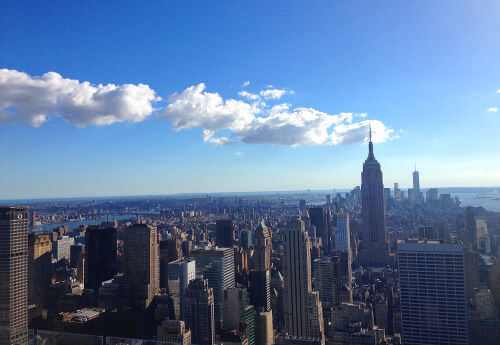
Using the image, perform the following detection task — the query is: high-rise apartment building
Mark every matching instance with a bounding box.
[123,224,159,309]
[168,258,196,319]
[398,240,467,345]
[215,220,234,248]
[0,207,29,345]
[85,226,116,291]
[182,279,215,345]
[190,246,235,329]
[282,218,324,342]
[359,129,389,267]
[28,232,52,306]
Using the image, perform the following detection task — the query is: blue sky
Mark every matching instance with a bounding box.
[1,0,499,199]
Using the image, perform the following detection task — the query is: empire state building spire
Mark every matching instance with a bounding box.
[359,124,389,267]
[367,123,375,160]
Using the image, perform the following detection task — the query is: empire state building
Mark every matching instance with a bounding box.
[359,128,389,267]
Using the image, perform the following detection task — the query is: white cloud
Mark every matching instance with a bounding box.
[0,69,158,127]
[163,83,256,133]
[496,89,500,93]
[0,70,397,148]
[242,81,250,87]
[235,151,245,156]
[259,88,287,100]
[487,107,498,112]
[238,90,260,101]
[162,84,395,146]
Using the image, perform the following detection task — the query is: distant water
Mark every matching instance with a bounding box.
[452,193,500,212]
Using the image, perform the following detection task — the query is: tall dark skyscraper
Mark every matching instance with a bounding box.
[182,278,215,345]
[0,207,29,345]
[308,207,329,249]
[123,224,159,309]
[84,226,117,291]
[359,128,389,267]
[215,219,234,247]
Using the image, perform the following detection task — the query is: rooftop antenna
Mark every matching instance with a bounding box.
[369,122,372,142]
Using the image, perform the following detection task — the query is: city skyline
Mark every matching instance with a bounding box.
[1,1,500,199]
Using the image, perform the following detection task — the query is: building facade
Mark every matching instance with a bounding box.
[123,224,159,309]
[168,258,196,319]
[190,246,235,329]
[282,218,324,342]
[398,241,467,345]
[0,207,29,345]
[182,279,215,345]
[85,226,117,291]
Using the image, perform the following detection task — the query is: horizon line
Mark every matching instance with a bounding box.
[1,186,499,203]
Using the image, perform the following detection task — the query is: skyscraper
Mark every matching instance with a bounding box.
[215,219,235,248]
[182,278,215,345]
[54,236,74,261]
[412,169,420,193]
[282,218,324,342]
[359,128,389,267]
[190,247,235,329]
[252,221,271,271]
[335,211,350,252]
[313,258,339,309]
[85,226,117,291]
[123,224,159,309]
[249,221,272,312]
[160,237,183,290]
[168,258,196,319]
[0,207,29,345]
[398,240,467,345]
[308,207,329,249]
[223,288,255,345]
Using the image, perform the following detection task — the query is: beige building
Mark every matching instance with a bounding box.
[123,224,159,309]
[283,218,324,343]
[28,232,52,305]
[157,319,191,345]
[255,310,273,345]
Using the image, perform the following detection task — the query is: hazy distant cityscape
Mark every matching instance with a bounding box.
[1,2,499,345]
[1,135,499,345]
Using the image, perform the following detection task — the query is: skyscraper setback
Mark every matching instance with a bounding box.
[0,207,29,345]
[359,129,389,267]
